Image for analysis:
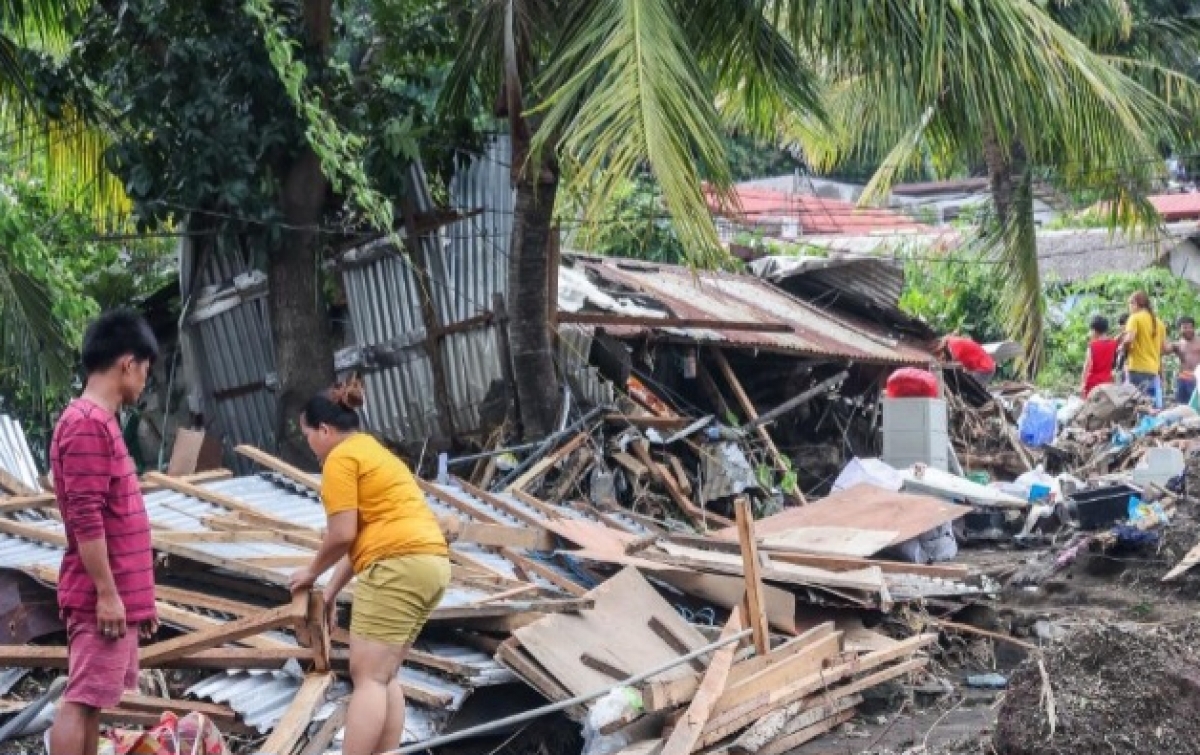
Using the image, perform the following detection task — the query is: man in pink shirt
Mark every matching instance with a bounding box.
[48,310,159,755]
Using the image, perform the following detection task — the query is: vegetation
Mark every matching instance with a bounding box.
[901,257,1200,394]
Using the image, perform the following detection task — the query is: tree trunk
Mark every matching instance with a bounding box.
[269,0,335,466]
[507,152,561,440]
[983,131,1044,375]
[272,148,335,466]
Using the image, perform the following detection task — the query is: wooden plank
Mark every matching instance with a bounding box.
[505,433,590,493]
[558,313,792,332]
[755,708,857,755]
[236,445,322,492]
[419,480,504,525]
[504,551,588,598]
[653,542,885,597]
[611,452,650,482]
[451,520,555,550]
[698,635,936,747]
[467,584,539,606]
[666,533,971,579]
[140,598,306,666]
[259,673,333,755]
[456,479,554,531]
[1164,538,1200,581]
[658,572,796,636]
[154,603,290,650]
[640,623,836,713]
[511,489,571,521]
[735,499,769,656]
[713,485,967,555]
[0,518,67,547]
[580,653,632,681]
[714,633,843,716]
[0,645,316,669]
[143,468,234,491]
[153,585,266,617]
[746,658,928,755]
[297,700,348,755]
[0,468,38,497]
[667,456,692,497]
[144,471,298,530]
[661,607,743,755]
[732,692,860,755]
[514,568,708,697]
[761,527,899,558]
[546,450,593,504]
[496,637,587,719]
[631,441,730,529]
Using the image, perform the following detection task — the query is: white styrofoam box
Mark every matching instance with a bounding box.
[882,398,948,436]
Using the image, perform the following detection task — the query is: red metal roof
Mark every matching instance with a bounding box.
[1148,193,1200,222]
[708,186,926,236]
[566,257,933,366]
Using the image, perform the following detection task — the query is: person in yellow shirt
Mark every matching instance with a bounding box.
[290,377,449,755]
[1120,291,1168,399]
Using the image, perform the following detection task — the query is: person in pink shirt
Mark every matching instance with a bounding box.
[48,310,159,755]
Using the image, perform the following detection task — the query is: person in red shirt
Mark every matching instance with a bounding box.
[937,335,996,384]
[1081,315,1118,398]
[48,310,159,755]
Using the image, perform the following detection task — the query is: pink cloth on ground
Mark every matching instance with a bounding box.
[63,613,139,709]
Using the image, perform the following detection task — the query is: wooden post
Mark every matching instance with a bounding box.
[547,225,561,330]
[734,498,769,656]
[400,194,455,441]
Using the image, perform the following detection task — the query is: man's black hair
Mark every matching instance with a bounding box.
[81,309,159,375]
[1090,315,1109,335]
[1180,316,1196,328]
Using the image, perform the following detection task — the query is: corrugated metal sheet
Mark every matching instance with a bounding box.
[182,241,279,472]
[339,141,514,442]
[0,415,40,492]
[749,255,906,313]
[569,257,931,365]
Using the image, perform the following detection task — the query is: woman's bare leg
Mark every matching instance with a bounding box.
[375,676,408,753]
[343,634,409,755]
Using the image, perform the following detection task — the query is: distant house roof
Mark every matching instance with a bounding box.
[890,178,990,197]
[1037,225,1197,283]
[708,186,925,236]
[1148,193,1200,222]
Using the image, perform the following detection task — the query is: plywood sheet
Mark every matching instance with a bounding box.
[715,484,967,555]
[514,567,707,697]
[657,571,797,635]
[760,526,899,557]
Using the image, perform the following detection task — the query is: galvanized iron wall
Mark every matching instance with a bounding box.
[339,138,514,443]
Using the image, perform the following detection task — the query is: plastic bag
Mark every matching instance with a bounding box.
[582,687,643,755]
[107,712,230,755]
[1018,399,1057,447]
[885,368,938,398]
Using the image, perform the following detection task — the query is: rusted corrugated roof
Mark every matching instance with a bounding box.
[565,257,932,365]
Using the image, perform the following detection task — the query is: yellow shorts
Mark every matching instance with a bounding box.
[350,554,450,645]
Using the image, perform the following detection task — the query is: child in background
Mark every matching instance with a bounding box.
[1081,315,1117,398]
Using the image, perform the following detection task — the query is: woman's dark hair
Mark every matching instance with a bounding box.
[303,377,364,432]
[1131,290,1158,337]
[1089,315,1109,335]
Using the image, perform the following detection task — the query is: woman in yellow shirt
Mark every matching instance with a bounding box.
[289,378,449,755]
[1120,291,1168,398]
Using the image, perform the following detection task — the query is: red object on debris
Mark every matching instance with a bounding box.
[886,368,939,398]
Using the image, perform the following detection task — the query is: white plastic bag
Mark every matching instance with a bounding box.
[582,687,644,755]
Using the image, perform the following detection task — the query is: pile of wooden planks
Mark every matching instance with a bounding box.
[503,569,935,755]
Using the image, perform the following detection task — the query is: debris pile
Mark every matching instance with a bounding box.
[996,623,1200,755]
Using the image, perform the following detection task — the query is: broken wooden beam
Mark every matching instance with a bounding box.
[660,607,743,755]
[259,673,333,755]
[235,445,322,492]
[139,597,307,666]
[735,499,769,656]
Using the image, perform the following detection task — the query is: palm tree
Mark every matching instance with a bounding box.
[442,0,1192,426]
[441,0,824,437]
[0,0,118,411]
[787,1,1197,374]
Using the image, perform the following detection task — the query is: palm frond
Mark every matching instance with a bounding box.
[0,243,76,412]
[534,0,732,266]
[682,0,824,142]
